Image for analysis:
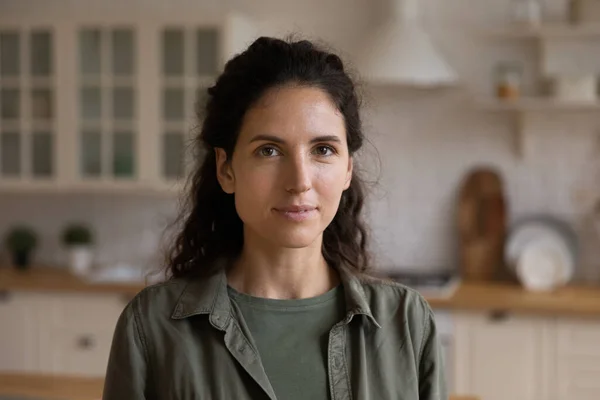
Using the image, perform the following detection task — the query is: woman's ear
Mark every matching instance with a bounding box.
[215,148,235,194]
[344,157,353,190]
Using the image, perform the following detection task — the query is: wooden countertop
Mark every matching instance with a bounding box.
[0,373,478,400]
[0,266,146,296]
[428,280,600,317]
[0,373,103,400]
[2,266,600,317]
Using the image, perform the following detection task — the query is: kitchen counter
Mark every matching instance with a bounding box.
[428,280,600,317]
[0,373,103,400]
[0,266,146,296]
[3,267,600,317]
[0,373,479,400]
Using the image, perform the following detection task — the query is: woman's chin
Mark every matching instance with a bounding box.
[266,228,322,249]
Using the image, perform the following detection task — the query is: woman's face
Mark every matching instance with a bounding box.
[216,85,353,249]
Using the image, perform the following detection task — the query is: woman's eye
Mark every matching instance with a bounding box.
[314,145,335,156]
[258,146,280,157]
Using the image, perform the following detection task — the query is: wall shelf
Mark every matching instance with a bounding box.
[474,97,600,158]
[475,97,600,112]
[485,23,600,39]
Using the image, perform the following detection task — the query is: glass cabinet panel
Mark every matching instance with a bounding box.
[0,29,54,182]
[0,32,19,77]
[113,131,135,177]
[160,27,218,182]
[78,27,137,181]
[196,86,209,121]
[163,29,184,77]
[196,29,218,76]
[79,29,101,76]
[80,86,101,120]
[163,132,184,179]
[31,88,53,119]
[163,88,184,121]
[31,30,52,76]
[112,86,134,120]
[80,130,102,177]
[1,132,21,176]
[32,131,53,177]
[0,88,19,120]
[112,29,134,76]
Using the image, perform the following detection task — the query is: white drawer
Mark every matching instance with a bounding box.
[49,328,115,377]
[557,319,600,357]
[52,293,129,332]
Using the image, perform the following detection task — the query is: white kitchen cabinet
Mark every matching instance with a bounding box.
[0,290,128,377]
[555,318,600,400]
[0,292,43,372]
[0,12,255,194]
[76,26,138,182]
[453,312,553,400]
[0,27,57,183]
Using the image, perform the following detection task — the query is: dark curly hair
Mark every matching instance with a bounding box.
[165,36,371,279]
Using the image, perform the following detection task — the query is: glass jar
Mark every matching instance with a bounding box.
[495,63,523,100]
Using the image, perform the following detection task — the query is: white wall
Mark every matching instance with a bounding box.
[1,0,599,280]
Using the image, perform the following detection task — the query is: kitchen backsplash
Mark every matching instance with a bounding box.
[360,88,600,274]
[0,193,177,275]
[1,0,600,280]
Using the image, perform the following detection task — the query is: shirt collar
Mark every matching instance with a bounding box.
[171,258,381,329]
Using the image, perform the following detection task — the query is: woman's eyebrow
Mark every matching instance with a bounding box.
[249,134,342,144]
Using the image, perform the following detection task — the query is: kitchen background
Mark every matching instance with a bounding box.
[2,0,600,399]
[2,0,600,279]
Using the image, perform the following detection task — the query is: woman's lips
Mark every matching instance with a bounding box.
[273,205,318,222]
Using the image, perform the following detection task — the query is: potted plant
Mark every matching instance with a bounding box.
[61,223,94,276]
[4,226,38,270]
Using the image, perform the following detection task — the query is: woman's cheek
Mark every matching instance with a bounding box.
[315,167,348,197]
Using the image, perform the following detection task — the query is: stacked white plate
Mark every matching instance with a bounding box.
[505,217,577,292]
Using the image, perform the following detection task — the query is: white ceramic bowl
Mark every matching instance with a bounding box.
[505,217,577,286]
[516,236,570,292]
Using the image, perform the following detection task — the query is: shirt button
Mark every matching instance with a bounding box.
[333,356,342,369]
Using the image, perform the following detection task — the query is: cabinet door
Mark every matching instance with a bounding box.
[77,26,138,182]
[555,318,600,400]
[0,28,56,185]
[158,26,216,185]
[453,312,550,400]
[0,292,43,372]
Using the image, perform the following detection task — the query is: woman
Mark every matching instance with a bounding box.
[103,37,446,400]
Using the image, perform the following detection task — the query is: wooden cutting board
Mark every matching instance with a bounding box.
[457,167,508,281]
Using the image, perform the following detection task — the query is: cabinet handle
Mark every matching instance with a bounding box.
[0,291,11,303]
[77,335,96,350]
[488,310,510,322]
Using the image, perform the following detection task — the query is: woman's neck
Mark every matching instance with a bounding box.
[226,232,340,300]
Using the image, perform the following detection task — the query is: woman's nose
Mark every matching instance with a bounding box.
[285,154,312,194]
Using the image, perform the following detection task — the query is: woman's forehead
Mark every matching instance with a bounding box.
[239,85,346,143]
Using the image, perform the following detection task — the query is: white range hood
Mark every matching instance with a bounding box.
[356,0,458,87]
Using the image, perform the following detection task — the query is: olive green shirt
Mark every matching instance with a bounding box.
[228,284,346,400]
[103,260,447,400]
